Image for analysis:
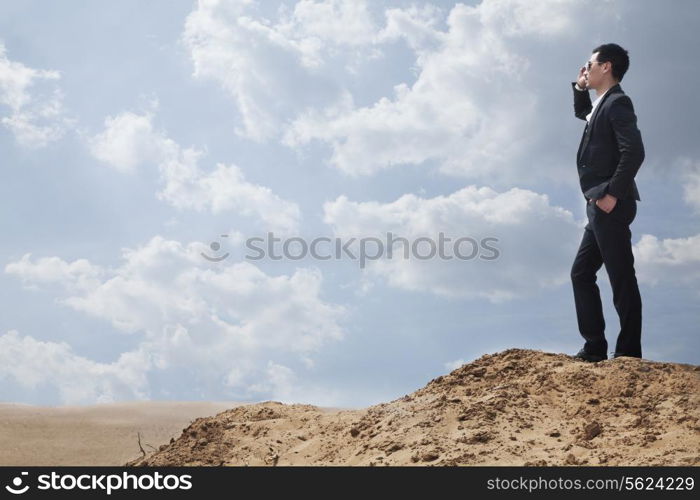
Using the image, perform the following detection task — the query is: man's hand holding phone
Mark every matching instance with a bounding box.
[576,66,587,90]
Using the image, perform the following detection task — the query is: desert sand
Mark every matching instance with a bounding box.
[2,349,698,466]
[0,401,247,466]
[130,349,700,466]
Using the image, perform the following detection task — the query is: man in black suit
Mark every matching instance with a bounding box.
[570,43,645,362]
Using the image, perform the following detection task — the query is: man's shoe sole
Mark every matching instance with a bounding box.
[573,350,607,362]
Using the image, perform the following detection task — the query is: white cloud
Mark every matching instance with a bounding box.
[245,360,344,406]
[89,110,301,233]
[282,0,595,180]
[5,254,103,291]
[0,330,150,404]
[247,360,296,397]
[474,0,583,37]
[634,233,700,286]
[5,235,348,403]
[88,111,166,173]
[379,4,444,54]
[277,0,380,48]
[180,0,603,184]
[677,157,700,212]
[181,0,363,142]
[0,42,71,148]
[323,185,580,302]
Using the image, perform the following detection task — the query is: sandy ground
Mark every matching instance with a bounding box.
[2,349,698,467]
[0,401,248,466]
[130,349,700,466]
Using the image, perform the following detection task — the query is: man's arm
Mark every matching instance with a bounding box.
[571,81,592,121]
[606,95,645,199]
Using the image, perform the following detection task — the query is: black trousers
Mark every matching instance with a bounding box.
[570,197,642,357]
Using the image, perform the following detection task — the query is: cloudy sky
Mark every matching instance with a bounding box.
[1,0,698,407]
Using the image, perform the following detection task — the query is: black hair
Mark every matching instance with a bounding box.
[592,43,630,81]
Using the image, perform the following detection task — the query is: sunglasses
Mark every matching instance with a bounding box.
[586,61,604,71]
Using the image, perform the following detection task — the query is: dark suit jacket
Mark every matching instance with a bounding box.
[572,82,644,201]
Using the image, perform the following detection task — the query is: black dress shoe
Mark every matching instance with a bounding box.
[573,348,608,362]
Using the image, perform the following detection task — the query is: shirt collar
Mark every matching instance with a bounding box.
[592,88,609,106]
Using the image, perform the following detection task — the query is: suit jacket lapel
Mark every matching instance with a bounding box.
[578,84,621,163]
[588,83,619,129]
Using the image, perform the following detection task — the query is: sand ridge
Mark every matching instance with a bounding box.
[129,349,700,466]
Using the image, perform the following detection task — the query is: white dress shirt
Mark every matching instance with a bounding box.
[575,83,611,202]
[575,83,609,122]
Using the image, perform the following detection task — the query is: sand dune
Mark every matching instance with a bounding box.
[129,349,700,466]
[2,349,698,466]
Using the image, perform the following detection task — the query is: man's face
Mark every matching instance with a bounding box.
[584,52,607,89]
